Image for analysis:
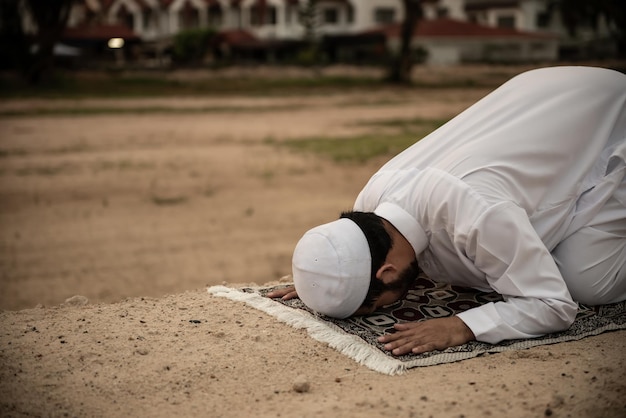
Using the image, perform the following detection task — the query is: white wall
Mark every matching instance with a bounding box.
[350,0,404,32]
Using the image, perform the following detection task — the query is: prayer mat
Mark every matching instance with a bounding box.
[208,275,626,375]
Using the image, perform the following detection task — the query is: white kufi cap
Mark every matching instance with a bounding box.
[292,218,371,318]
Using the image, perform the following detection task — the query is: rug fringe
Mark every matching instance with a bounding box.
[208,285,407,375]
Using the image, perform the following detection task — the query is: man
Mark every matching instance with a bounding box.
[268,66,626,356]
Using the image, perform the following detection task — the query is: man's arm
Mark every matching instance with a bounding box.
[268,283,475,354]
[456,201,578,343]
[380,200,577,354]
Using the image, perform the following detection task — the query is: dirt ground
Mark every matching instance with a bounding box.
[1,65,625,417]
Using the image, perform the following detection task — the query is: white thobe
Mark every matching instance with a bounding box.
[354,66,626,344]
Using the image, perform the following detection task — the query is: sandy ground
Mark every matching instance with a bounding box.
[1,65,625,417]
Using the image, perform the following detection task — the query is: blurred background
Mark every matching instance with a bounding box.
[1,0,625,310]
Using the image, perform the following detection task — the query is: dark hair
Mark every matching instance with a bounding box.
[339,211,393,308]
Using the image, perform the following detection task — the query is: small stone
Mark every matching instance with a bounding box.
[292,375,310,393]
[135,348,149,356]
[63,295,89,307]
[150,177,188,206]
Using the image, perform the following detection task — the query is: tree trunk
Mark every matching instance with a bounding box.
[24,0,75,84]
[387,0,422,84]
[0,0,31,72]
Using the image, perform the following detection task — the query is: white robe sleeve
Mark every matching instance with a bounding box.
[456,201,579,343]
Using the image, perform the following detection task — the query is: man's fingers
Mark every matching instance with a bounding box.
[385,337,438,356]
[377,322,420,343]
[377,322,438,355]
[377,333,414,355]
[378,332,420,356]
[412,343,437,354]
[378,317,474,355]
[266,286,298,300]
[393,322,418,331]
[390,341,416,356]
[281,290,298,300]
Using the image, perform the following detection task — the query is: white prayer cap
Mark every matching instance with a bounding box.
[292,218,371,318]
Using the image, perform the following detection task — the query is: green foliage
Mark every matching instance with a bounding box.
[280,134,413,163]
[172,28,216,65]
[0,72,394,99]
[294,46,323,67]
[298,0,319,44]
[275,118,446,163]
[0,66,518,100]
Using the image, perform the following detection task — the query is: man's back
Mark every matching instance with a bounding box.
[372,66,626,249]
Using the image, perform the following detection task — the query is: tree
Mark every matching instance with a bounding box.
[0,0,31,72]
[297,0,322,66]
[172,28,216,66]
[387,0,422,84]
[20,0,75,84]
[547,0,626,58]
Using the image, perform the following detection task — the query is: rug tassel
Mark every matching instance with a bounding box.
[208,286,407,375]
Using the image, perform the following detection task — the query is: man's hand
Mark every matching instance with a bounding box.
[266,285,298,300]
[378,316,475,355]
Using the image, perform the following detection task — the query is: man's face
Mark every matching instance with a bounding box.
[353,260,420,316]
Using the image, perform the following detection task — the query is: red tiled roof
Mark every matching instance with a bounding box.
[63,24,140,41]
[368,18,557,40]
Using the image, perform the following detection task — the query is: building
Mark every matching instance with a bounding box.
[52,0,615,66]
[461,0,618,59]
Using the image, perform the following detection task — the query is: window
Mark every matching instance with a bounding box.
[180,2,200,29]
[486,43,521,54]
[530,42,546,52]
[496,15,516,29]
[323,8,339,24]
[208,5,223,27]
[143,9,154,31]
[374,7,395,24]
[120,13,135,29]
[250,5,277,26]
[182,10,199,29]
[536,11,550,29]
[118,8,134,30]
[346,5,354,23]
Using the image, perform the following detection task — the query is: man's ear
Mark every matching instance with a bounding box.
[375,263,398,285]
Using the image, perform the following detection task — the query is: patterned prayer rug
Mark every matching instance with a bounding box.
[208,275,626,375]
